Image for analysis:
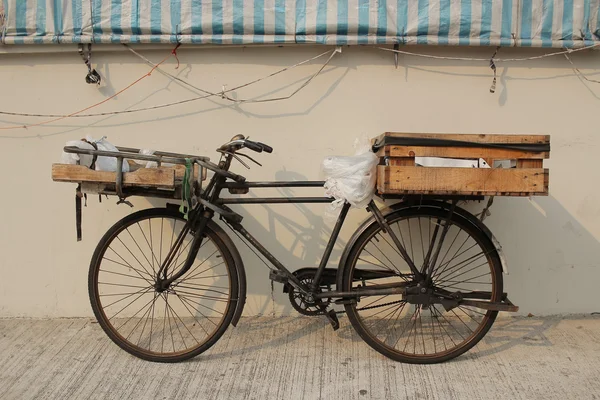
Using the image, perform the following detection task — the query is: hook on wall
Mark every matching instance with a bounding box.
[78,44,102,85]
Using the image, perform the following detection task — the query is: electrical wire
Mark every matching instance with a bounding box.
[0,44,181,130]
[0,47,339,122]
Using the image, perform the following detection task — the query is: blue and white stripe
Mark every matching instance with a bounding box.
[1,0,599,47]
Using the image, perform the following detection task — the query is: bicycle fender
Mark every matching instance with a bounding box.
[336,200,508,289]
[209,220,247,327]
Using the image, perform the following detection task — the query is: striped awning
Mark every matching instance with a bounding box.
[1,1,599,48]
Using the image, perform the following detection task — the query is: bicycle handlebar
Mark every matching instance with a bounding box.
[219,135,274,154]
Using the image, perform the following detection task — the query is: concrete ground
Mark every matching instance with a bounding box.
[1,315,599,400]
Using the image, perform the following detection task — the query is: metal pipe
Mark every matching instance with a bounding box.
[220,197,333,204]
[311,202,350,290]
[222,181,326,188]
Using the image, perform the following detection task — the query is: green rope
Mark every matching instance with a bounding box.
[179,158,192,220]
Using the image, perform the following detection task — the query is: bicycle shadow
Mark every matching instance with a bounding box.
[219,169,358,316]
[196,316,329,361]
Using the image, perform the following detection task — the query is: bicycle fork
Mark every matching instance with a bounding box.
[155,208,213,292]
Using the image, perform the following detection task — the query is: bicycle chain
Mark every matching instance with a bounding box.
[318,299,406,316]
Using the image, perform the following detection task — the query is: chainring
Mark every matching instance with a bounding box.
[288,271,332,316]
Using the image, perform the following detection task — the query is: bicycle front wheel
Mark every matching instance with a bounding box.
[88,208,239,362]
[342,205,503,364]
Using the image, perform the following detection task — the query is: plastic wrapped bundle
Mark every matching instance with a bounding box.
[322,136,378,219]
[60,136,129,172]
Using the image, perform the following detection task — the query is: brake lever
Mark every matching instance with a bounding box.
[216,149,250,169]
[235,152,263,167]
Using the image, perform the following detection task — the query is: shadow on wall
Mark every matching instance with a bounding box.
[222,169,349,316]
[147,183,600,316]
[232,189,600,316]
[480,195,600,315]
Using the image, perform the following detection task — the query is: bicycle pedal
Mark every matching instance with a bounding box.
[324,309,340,331]
[334,299,356,305]
[268,270,288,284]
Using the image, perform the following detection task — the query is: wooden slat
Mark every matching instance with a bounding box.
[376,145,548,160]
[389,157,415,166]
[377,165,548,196]
[373,132,550,144]
[173,164,207,181]
[52,164,175,188]
[517,159,543,168]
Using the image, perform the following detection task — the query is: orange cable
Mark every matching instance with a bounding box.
[0,44,180,131]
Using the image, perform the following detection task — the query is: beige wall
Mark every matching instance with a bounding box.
[1,45,599,317]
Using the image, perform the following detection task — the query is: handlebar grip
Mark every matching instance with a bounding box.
[244,140,263,153]
[257,142,273,153]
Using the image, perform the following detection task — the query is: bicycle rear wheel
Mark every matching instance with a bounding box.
[341,205,503,364]
[88,207,238,362]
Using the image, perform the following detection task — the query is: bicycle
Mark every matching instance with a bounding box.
[85,134,517,364]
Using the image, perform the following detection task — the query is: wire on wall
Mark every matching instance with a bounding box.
[0,46,340,126]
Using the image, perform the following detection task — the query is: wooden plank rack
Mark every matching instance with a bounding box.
[52,146,208,201]
[373,132,550,197]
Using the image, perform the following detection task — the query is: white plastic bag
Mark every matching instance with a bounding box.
[91,136,130,172]
[134,149,158,168]
[61,140,95,167]
[322,136,379,219]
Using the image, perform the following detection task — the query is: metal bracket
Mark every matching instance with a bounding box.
[115,157,133,207]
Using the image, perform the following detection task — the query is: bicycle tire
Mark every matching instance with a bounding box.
[88,207,239,363]
[341,204,503,364]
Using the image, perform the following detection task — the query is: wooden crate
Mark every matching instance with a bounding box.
[51,163,206,199]
[374,132,550,196]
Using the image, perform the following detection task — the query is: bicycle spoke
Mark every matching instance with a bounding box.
[432,242,479,279]
[419,307,426,355]
[170,246,216,281]
[109,289,154,322]
[172,290,230,303]
[381,301,408,344]
[407,220,414,262]
[137,293,158,347]
[430,307,437,354]
[164,299,201,346]
[376,233,406,264]
[175,261,226,285]
[175,294,225,316]
[105,249,153,282]
[369,303,406,335]
[456,306,484,324]
[371,237,404,276]
[436,261,490,285]
[124,294,157,341]
[161,292,168,353]
[418,217,425,263]
[137,221,160,274]
[172,284,229,297]
[99,269,152,283]
[160,218,164,271]
[99,282,150,290]
[163,293,177,352]
[401,306,420,352]
[125,228,155,275]
[431,305,455,348]
[116,236,155,279]
[101,286,153,308]
[432,305,466,341]
[178,295,217,330]
[458,305,487,317]
[113,293,156,331]
[102,256,152,277]
[450,309,475,335]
